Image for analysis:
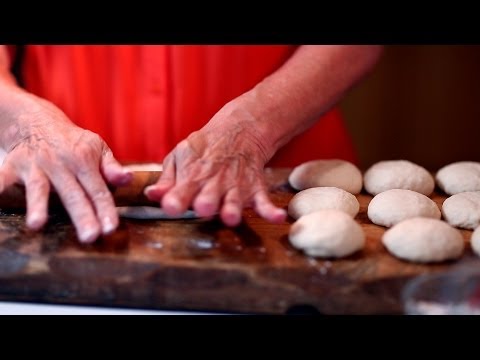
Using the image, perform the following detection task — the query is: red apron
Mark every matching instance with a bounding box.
[12,45,357,166]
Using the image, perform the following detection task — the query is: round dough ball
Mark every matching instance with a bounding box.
[470,226,480,258]
[442,191,480,230]
[363,160,434,196]
[382,217,464,263]
[368,189,441,227]
[289,210,365,258]
[288,159,362,194]
[436,161,480,195]
[288,187,359,219]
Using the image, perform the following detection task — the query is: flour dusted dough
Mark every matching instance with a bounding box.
[288,187,359,219]
[471,226,480,258]
[363,160,434,196]
[368,189,440,227]
[289,209,365,258]
[288,159,362,194]
[436,161,480,195]
[117,206,199,219]
[442,191,480,230]
[382,217,464,263]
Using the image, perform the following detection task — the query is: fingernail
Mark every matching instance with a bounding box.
[122,169,133,177]
[79,227,99,244]
[27,212,44,229]
[102,216,116,235]
[144,185,156,195]
[224,212,242,227]
[273,209,287,222]
[144,186,162,201]
[117,171,133,185]
[164,197,182,213]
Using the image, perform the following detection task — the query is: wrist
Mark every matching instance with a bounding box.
[225,86,293,160]
[0,88,68,151]
[204,97,278,165]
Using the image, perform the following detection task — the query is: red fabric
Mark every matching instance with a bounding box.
[18,45,357,166]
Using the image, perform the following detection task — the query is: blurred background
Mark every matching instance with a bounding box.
[339,45,480,171]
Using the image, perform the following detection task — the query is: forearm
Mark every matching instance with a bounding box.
[0,46,78,151]
[0,45,18,86]
[0,45,26,149]
[207,45,383,162]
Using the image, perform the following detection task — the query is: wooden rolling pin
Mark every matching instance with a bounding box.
[0,171,162,210]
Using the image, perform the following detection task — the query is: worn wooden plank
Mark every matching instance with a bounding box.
[0,168,477,314]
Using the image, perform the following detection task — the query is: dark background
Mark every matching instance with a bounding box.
[339,45,480,171]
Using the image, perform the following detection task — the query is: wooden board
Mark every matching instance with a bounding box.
[0,168,477,314]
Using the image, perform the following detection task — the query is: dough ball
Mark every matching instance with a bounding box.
[288,159,362,194]
[436,161,480,195]
[368,189,441,227]
[288,187,359,219]
[117,206,199,219]
[471,226,480,258]
[363,160,434,196]
[382,217,464,263]
[442,191,480,230]
[289,210,365,258]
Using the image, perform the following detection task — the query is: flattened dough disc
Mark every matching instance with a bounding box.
[117,206,199,220]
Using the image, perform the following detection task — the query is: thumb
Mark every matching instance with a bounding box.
[100,146,132,186]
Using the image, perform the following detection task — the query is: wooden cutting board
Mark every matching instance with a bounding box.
[0,168,477,314]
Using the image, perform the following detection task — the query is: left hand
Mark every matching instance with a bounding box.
[144,107,287,227]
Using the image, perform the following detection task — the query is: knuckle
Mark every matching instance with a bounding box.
[75,142,96,159]
[83,130,103,144]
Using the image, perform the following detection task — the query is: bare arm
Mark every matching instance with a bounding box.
[0,45,132,243]
[0,46,16,85]
[146,45,382,226]
[235,45,382,158]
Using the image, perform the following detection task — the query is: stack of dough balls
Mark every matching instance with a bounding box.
[365,160,439,228]
[287,159,365,258]
[435,162,480,260]
[364,160,468,263]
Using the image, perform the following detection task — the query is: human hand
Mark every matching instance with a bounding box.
[0,91,132,243]
[144,106,287,226]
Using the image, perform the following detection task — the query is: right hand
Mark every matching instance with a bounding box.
[0,89,132,243]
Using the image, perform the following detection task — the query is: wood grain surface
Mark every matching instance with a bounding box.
[0,168,477,314]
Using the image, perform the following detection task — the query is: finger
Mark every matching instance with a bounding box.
[100,147,132,186]
[77,168,119,235]
[253,191,287,224]
[220,188,243,227]
[161,181,201,216]
[45,167,101,243]
[192,177,224,217]
[23,169,50,230]
[0,163,19,193]
[144,154,176,201]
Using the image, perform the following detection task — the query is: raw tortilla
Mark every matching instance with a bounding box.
[117,206,199,219]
